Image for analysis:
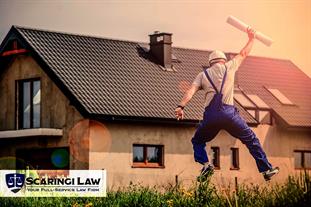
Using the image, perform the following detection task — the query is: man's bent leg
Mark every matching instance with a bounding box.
[191,138,208,164]
[191,122,219,165]
[226,110,272,172]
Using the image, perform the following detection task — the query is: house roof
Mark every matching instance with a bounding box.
[1,26,310,128]
[236,56,311,128]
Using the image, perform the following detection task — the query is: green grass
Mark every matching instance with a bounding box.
[0,172,310,207]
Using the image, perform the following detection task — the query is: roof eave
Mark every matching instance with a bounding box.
[89,114,199,126]
[272,110,311,130]
[88,113,259,127]
[285,126,311,131]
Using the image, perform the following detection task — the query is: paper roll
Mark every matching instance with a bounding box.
[227,15,273,47]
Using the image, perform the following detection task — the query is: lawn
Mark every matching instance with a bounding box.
[0,172,310,207]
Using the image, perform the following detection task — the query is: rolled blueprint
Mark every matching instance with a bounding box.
[227,15,273,47]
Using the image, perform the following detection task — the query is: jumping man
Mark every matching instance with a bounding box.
[175,28,279,181]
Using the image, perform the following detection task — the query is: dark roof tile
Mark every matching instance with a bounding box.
[2,26,309,127]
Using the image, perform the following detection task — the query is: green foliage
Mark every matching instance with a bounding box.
[0,173,310,207]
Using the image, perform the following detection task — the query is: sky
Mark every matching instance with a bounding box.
[0,0,310,77]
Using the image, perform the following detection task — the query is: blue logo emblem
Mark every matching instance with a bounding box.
[6,173,25,193]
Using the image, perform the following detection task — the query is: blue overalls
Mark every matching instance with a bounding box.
[191,66,272,173]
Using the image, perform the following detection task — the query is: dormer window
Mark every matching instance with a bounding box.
[18,79,41,129]
[266,88,294,105]
[234,87,272,124]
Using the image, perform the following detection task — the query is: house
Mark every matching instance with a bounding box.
[0,26,310,188]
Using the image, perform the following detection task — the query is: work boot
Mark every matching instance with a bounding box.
[263,167,280,181]
[197,164,214,182]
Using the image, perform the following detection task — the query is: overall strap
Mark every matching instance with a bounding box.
[203,65,228,94]
[219,65,227,94]
[203,69,219,93]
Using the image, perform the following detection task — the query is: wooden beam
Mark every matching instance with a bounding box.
[1,49,28,57]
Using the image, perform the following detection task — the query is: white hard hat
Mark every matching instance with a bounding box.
[209,50,227,64]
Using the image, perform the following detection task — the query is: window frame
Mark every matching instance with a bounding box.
[234,87,272,125]
[294,150,311,170]
[132,144,165,168]
[211,146,220,170]
[246,94,270,109]
[16,78,41,129]
[265,87,295,106]
[230,148,240,170]
[234,93,256,109]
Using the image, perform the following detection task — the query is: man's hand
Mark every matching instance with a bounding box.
[247,27,256,40]
[175,107,184,121]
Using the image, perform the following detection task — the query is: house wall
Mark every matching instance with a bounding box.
[89,121,311,189]
[0,55,310,189]
[0,55,85,169]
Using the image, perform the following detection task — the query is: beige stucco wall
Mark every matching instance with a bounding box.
[89,121,311,189]
[0,55,85,169]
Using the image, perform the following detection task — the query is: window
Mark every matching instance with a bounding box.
[294,150,311,169]
[246,95,271,123]
[247,94,270,109]
[266,88,294,105]
[211,147,220,169]
[132,144,164,168]
[234,90,272,124]
[230,148,239,170]
[16,147,69,170]
[234,93,256,108]
[18,79,41,129]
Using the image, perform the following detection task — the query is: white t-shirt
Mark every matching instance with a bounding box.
[192,58,241,107]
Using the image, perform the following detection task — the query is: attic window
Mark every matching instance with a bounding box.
[247,94,270,109]
[234,90,271,124]
[266,88,294,105]
[234,93,255,108]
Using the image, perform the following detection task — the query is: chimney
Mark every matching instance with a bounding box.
[149,31,172,69]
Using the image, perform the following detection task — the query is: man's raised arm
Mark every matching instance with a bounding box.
[234,27,256,66]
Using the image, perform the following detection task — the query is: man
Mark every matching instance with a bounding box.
[175,28,279,182]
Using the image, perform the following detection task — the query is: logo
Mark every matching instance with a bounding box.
[5,173,25,193]
[1,170,106,197]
